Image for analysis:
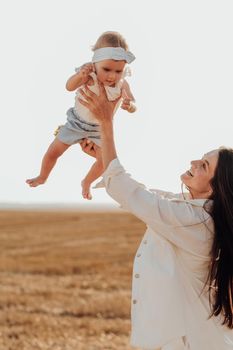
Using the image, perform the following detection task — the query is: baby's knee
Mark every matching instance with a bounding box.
[46,148,63,161]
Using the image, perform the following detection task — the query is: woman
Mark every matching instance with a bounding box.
[79,83,233,350]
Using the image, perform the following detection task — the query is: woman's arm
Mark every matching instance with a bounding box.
[80,138,210,252]
[78,85,209,251]
[79,83,120,170]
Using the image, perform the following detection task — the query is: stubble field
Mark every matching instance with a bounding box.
[0,210,145,350]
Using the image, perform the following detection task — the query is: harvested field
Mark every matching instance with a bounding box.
[0,210,145,350]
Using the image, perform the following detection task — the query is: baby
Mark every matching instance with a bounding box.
[26,31,136,199]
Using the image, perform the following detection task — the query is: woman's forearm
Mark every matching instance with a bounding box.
[100,120,117,170]
[78,82,119,169]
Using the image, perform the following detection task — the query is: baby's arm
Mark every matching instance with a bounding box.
[66,63,94,91]
[121,80,136,113]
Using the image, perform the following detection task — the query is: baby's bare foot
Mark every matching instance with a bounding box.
[26,176,46,187]
[81,180,92,200]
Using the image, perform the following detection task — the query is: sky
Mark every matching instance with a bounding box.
[1,0,233,206]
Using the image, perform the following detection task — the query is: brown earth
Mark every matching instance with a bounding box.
[0,210,145,350]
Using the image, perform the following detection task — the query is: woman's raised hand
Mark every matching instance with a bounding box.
[80,139,99,158]
[78,83,122,124]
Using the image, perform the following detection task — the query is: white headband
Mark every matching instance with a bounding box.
[92,47,135,64]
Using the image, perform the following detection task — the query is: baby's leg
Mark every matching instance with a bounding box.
[81,147,103,200]
[26,138,70,187]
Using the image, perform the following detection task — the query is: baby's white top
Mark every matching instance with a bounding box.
[74,71,123,124]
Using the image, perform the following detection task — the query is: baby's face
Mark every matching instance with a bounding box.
[94,59,126,87]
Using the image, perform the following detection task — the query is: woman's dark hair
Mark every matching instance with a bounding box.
[206,147,233,328]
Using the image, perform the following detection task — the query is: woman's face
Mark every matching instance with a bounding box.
[94,59,126,87]
[180,149,219,199]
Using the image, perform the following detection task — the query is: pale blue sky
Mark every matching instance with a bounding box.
[1,0,233,205]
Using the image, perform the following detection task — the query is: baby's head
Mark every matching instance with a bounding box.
[93,31,129,52]
[92,31,135,87]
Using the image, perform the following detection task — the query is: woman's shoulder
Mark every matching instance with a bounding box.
[149,188,182,199]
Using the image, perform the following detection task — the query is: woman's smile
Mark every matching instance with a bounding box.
[181,149,219,199]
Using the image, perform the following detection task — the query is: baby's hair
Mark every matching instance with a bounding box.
[92,31,129,51]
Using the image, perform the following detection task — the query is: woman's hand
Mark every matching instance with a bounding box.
[79,82,118,170]
[78,83,121,124]
[80,139,99,158]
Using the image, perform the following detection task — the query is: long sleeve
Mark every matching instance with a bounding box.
[103,158,213,254]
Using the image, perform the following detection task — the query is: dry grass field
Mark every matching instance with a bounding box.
[0,209,145,350]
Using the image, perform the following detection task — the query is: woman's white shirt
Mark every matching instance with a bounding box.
[102,158,233,350]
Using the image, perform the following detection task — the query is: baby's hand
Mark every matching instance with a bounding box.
[121,98,137,113]
[121,89,136,113]
[121,97,131,110]
[79,62,94,84]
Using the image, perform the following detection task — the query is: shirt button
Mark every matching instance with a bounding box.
[143,240,147,244]
[135,273,140,278]
[133,299,137,304]
[137,253,141,257]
